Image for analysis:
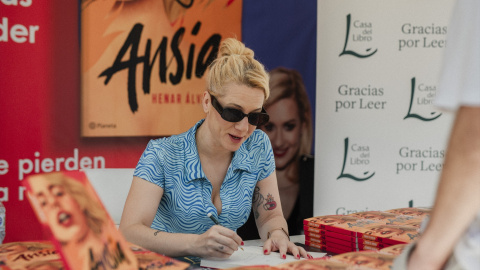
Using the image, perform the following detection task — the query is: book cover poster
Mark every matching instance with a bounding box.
[24,171,138,270]
[81,0,242,137]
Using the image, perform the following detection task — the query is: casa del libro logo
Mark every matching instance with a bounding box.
[339,14,378,58]
[404,77,442,121]
[337,137,375,182]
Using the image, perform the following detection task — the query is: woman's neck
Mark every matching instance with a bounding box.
[276,160,299,189]
[196,122,232,161]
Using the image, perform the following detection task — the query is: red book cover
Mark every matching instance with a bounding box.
[305,234,391,252]
[361,239,392,248]
[305,234,357,249]
[303,225,321,234]
[304,229,358,244]
[359,223,419,244]
[306,233,388,247]
[305,235,355,249]
[304,221,410,245]
[304,241,353,255]
[362,245,381,251]
[304,226,356,243]
[303,230,322,239]
[304,215,380,237]
[304,222,409,246]
[306,239,356,252]
[304,224,389,246]
[24,171,139,270]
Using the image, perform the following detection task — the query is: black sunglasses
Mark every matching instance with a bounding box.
[210,94,269,126]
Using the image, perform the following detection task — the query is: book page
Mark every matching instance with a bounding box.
[200,246,326,268]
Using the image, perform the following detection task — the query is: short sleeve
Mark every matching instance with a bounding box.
[257,131,275,180]
[435,0,480,110]
[133,140,166,189]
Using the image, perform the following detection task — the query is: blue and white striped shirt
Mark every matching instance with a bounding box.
[134,119,275,234]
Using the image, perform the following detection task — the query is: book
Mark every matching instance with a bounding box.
[330,250,397,270]
[304,212,422,246]
[0,241,61,270]
[305,226,389,246]
[223,244,405,270]
[378,244,408,256]
[384,207,432,217]
[0,241,192,270]
[305,240,355,252]
[200,245,326,269]
[24,171,139,270]
[134,251,192,269]
[275,257,350,270]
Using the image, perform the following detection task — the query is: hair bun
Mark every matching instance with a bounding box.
[218,38,254,58]
[207,37,269,99]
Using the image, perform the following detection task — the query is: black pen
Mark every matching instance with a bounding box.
[207,213,244,251]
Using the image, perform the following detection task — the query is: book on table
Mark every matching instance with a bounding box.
[20,171,190,270]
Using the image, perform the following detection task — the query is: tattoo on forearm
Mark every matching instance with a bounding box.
[263,194,277,211]
[252,187,277,219]
[154,230,161,236]
[252,187,264,219]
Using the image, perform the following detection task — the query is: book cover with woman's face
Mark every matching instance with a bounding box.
[25,171,138,270]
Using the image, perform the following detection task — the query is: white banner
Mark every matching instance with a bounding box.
[315,0,456,216]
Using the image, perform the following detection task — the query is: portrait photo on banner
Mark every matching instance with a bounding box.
[237,67,314,240]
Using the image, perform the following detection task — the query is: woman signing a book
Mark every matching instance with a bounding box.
[119,37,311,260]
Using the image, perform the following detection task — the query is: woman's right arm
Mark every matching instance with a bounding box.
[119,176,242,258]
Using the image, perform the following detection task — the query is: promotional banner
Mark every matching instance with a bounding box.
[314,0,456,216]
[81,0,242,137]
[1,0,317,242]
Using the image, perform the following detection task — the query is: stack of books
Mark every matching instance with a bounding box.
[303,208,430,254]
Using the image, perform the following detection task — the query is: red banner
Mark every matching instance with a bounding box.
[1,0,242,243]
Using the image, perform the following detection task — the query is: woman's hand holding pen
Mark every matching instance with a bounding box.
[191,225,244,258]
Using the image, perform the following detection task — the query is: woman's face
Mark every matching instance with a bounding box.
[30,176,90,244]
[261,97,302,170]
[207,83,265,152]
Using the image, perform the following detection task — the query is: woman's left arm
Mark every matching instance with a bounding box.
[253,170,310,259]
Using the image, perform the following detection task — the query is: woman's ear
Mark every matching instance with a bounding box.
[202,91,210,113]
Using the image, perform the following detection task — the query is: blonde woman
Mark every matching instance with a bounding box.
[120,38,310,260]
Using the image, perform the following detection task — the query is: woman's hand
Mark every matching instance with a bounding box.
[191,225,244,258]
[262,229,311,260]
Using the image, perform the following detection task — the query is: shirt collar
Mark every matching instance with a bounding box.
[183,119,206,183]
[183,119,252,183]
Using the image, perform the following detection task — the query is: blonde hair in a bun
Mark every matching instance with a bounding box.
[207,38,270,100]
